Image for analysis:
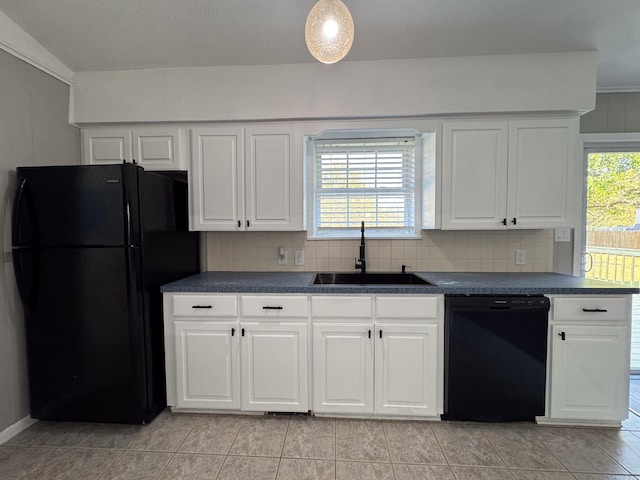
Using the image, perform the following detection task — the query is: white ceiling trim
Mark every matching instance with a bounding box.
[0,10,73,84]
[596,87,640,94]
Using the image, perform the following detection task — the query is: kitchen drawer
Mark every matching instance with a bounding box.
[172,294,237,317]
[376,296,441,319]
[240,295,308,318]
[551,296,629,322]
[311,296,372,319]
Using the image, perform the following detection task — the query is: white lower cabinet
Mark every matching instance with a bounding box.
[311,295,443,418]
[166,293,308,413]
[375,324,439,416]
[548,324,629,421]
[174,322,240,410]
[544,295,631,425]
[312,324,374,414]
[240,323,308,412]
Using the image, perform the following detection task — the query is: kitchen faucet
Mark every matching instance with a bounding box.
[354,221,366,274]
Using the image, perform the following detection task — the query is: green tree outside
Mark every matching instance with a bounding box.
[587,152,640,228]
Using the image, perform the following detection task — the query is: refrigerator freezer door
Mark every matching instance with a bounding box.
[14,246,150,423]
[12,165,139,248]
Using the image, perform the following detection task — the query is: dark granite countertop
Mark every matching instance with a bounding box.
[161,272,639,295]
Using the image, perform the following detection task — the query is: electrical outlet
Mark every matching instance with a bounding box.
[515,249,527,265]
[294,250,304,266]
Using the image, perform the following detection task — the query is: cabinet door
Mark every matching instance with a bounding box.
[190,127,244,230]
[507,119,577,228]
[132,127,183,170]
[374,324,439,416]
[240,323,308,412]
[174,322,240,409]
[82,128,132,165]
[313,324,374,414]
[244,125,301,230]
[549,324,629,421]
[442,122,509,229]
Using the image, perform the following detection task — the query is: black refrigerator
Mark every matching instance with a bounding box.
[12,164,200,424]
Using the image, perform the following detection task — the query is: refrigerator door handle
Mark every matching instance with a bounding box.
[12,252,29,307]
[12,177,39,309]
[12,250,38,310]
[123,196,132,246]
[12,177,27,245]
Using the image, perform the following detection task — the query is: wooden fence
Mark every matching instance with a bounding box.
[587,230,640,249]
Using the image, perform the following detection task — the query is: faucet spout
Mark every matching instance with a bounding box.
[355,221,366,274]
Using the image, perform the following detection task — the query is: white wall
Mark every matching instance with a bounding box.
[71,51,597,124]
[0,49,80,433]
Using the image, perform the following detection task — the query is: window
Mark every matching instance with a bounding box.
[307,132,422,239]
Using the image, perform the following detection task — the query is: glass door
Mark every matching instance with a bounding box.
[583,147,640,372]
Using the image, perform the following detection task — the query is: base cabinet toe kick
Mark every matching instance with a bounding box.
[162,292,632,426]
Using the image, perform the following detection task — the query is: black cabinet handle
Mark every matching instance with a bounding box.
[241,328,245,336]
[262,306,283,310]
[511,217,517,225]
[237,220,241,228]
[558,331,566,341]
[582,308,608,313]
[247,220,251,227]
[501,218,507,226]
[368,329,371,338]
[231,328,235,336]
[192,305,212,309]
[379,329,383,339]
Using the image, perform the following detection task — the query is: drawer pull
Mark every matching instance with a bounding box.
[262,306,283,310]
[231,328,235,336]
[582,308,608,313]
[558,331,566,341]
[192,305,212,309]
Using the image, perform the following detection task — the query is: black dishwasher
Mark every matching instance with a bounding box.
[443,295,550,422]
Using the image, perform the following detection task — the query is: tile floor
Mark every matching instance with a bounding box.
[4,411,640,479]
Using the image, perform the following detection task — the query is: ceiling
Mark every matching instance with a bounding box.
[0,0,639,91]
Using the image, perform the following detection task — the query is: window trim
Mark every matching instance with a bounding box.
[305,129,424,240]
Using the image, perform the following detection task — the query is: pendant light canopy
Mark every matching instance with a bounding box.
[305,0,354,64]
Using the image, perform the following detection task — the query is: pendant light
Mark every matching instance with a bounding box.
[305,0,354,64]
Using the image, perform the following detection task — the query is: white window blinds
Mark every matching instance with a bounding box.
[312,136,417,238]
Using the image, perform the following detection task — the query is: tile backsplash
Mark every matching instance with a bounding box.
[205,230,553,273]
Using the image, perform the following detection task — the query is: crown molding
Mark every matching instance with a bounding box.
[596,87,640,94]
[0,10,74,85]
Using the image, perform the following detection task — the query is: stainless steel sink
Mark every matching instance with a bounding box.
[311,272,435,286]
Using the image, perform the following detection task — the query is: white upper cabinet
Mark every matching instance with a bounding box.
[507,119,576,229]
[190,125,301,231]
[190,126,244,231]
[82,126,184,170]
[441,117,577,230]
[442,122,509,229]
[82,128,131,166]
